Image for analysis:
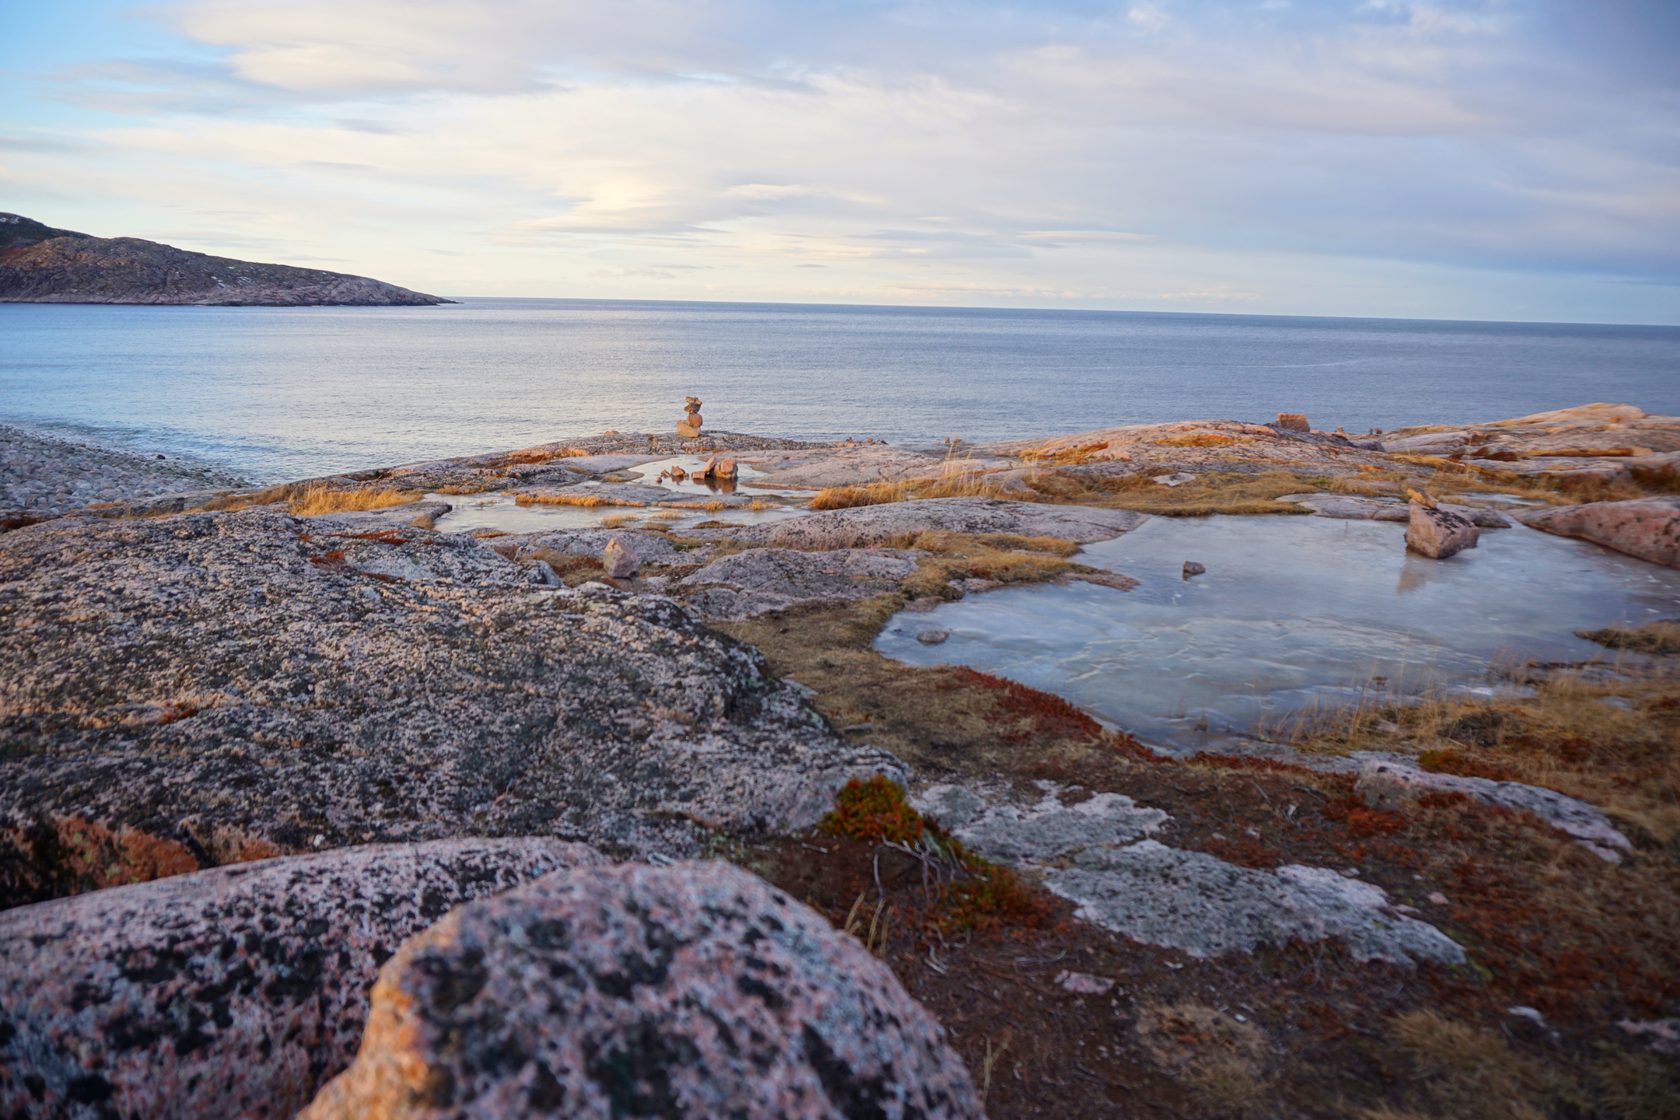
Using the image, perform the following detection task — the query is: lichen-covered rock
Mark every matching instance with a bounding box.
[300,861,981,1120]
[1051,841,1464,964]
[0,839,601,1120]
[0,510,900,904]
[757,497,1146,550]
[678,547,919,619]
[917,783,1461,965]
[1518,496,1680,568]
[1404,499,1479,559]
[1354,758,1631,861]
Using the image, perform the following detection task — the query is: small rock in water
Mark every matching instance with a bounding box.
[1182,560,1207,579]
[669,464,687,481]
[715,456,738,479]
[602,535,640,579]
[1405,497,1479,559]
[1274,412,1310,432]
[917,628,951,645]
[696,457,718,480]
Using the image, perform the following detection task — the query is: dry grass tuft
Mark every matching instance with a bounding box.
[1578,620,1680,656]
[1136,1001,1272,1116]
[498,446,588,466]
[1365,1010,1567,1120]
[1092,470,1325,516]
[513,492,647,509]
[1154,432,1246,448]
[598,513,640,529]
[1279,665,1680,843]
[287,484,418,517]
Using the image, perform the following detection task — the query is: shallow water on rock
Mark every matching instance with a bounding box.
[877,515,1680,752]
[429,457,812,534]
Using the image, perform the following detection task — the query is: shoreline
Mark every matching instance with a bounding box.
[3,403,1679,1118]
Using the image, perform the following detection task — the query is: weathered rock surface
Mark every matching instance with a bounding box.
[0,510,899,904]
[752,497,1146,550]
[916,783,1462,965]
[602,535,640,578]
[498,527,708,566]
[0,839,601,1120]
[301,861,981,1120]
[1405,499,1479,559]
[1280,493,1511,528]
[1517,497,1680,568]
[1355,758,1631,861]
[1378,404,1680,483]
[0,212,449,306]
[678,548,919,619]
[742,445,986,489]
[1051,841,1464,964]
[1,424,246,516]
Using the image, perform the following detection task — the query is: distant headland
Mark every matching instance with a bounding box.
[0,213,450,307]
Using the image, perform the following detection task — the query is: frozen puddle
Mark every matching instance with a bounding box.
[878,515,1680,752]
[429,454,813,534]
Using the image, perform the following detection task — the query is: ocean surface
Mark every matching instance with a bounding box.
[3,297,1676,483]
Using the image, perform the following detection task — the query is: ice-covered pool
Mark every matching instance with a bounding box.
[876,515,1680,751]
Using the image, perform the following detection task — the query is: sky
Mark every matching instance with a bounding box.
[2,0,1677,323]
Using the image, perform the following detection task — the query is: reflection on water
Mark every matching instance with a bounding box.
[876,515,1680,752]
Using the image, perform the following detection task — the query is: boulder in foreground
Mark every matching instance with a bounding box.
[301,860,981,1120]
[0,839,601,1120]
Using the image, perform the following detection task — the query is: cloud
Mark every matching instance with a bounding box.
[6,0,1678,320]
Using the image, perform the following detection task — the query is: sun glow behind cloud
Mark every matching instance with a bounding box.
[2,0,1677,321]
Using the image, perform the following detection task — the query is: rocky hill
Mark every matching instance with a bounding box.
[0,213,450,306]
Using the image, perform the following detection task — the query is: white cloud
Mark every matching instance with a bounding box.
[6,0,1676,321]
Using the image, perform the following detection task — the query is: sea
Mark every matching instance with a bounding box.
[3,297,1677,484]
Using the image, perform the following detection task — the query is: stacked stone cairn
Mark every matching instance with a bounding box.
[677,396,704,438]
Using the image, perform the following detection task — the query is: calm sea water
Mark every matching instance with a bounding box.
[3,298,1676,483]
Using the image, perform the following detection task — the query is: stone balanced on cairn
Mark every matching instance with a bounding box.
[676,396,704,438]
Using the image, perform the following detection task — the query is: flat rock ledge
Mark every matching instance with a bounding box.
[0,509,900,905]
[300,860,981,1120]
[746,497,1147,550]
[678,547,920,619]
[0,839,601,1120]
[1518,496,1680,569]
[917,783,1463,966]
[1355,758,1631,861]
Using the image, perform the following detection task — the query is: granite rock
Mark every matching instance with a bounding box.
[0,839,601,1120]
[300,861,981,1120]
[678,547,919,619]
[1404,499,1479,559]
[757,498,1146,550]
[0,510,900,903]
[1518,497,1680,568]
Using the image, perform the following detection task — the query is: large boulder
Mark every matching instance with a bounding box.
[1404,499,1479,559]
[0,510,900,904]
[1518,497,1680,568]
[300,861,981,1120]
[0,839,601,1120]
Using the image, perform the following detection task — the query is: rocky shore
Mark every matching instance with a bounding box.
[3,403,1678,1118]
[0,424,246,522]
